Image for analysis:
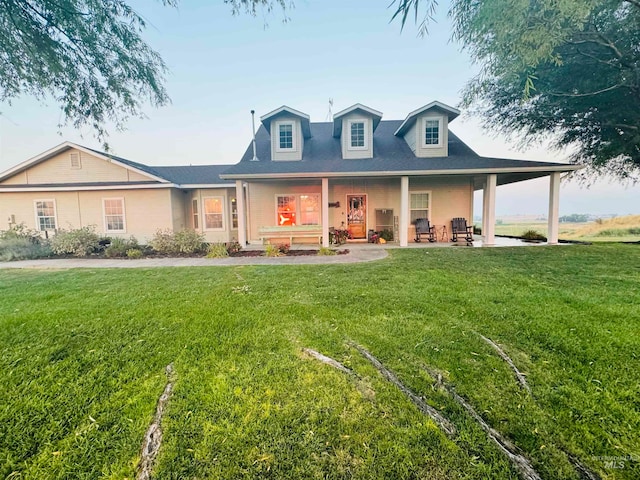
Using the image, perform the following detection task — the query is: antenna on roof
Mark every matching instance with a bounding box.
[250,110,259,161]
[326,98,333,121]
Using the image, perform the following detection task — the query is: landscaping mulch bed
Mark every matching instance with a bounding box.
[230,249,349,257]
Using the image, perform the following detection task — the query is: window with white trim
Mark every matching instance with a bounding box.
[278,123,294,150]
[276,195,297,226]
[103,198,126,232]
[422,117,443,147]
[349,120,366,149]
[275,194,320,226]
[34,200,57,231]
[192,199,199,229]
[299,194,320,225]
[230,197,238,229]
[203,197,224,230]
[410,192,430,224]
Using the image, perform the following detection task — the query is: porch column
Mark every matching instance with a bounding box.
[235,180,247,246]
[483,174,497,246]
[322,177,330,247]
[400,176,409,247]
[548,172,560,244]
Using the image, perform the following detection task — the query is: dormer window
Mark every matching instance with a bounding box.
[278,122,294,150]
[349,120,366,149]
[422,116,443,148]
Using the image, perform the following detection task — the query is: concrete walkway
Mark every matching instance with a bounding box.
[0,246,388,269]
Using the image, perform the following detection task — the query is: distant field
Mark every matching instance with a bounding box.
[489,214,640,242]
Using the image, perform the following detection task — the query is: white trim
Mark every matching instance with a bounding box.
[202,196,225,231]
[33,199,58,231]
[333,103,383,120]
[0,142,169,184]
[177,183,232,189]
[220,164,582,180]
[0,183,178,192]
[421,116,444,149]
[191,197,200,230]
[548,172,561,244]
[347,118,368,151]
[275,120,297,152]
[102,197,127,233]
[260,105,310,123]
[394,101,460,136]
[409,190,432,223]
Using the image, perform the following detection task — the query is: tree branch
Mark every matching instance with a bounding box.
[549,83,625,97]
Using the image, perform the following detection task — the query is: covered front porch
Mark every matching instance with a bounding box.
[233,170,570,248]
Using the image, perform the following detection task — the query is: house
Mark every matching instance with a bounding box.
[0,143,238,243]
[0,100,580,246]
[221,101,580,246]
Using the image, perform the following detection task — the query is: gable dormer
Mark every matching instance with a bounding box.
[332,104,383,159]
[260,106,311,161]
[394,101,460,158]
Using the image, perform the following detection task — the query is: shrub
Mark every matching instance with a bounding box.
[264,244,282,257]
[0,237,52,261]
[50,226,101,257]
[206,243,229,258]
[104,236,139,258]
[521,230,547,241]
[126,248,143,259]
[317,246,336,256]
[173,229,206,254]
[277,243,290,254]
[149,229,206,255]
[226,241,242,255]
[149,229,175,254]
[379,229,394,242]
[0,223,40,241]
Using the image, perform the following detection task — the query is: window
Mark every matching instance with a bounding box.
[278,123,294,150]
[350,121,365,149]
[34,200,56,231]
[203,197,224,230]
[276,195,296,226]
[103,198,126,232]
[275,194,320,226]
[410,192,430,224]
[192,199,199,229]
[230,197,238,229]
[70,152,81,169]
[299,195,320,225]
[423,117,442,147]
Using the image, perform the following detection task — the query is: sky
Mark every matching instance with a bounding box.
[1,0,639,216]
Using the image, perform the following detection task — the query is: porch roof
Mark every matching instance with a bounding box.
[222,120,579,185]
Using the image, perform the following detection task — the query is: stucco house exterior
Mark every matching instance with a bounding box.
[221,101,580,247]
[0,143,238,243]
[0,100,580,247]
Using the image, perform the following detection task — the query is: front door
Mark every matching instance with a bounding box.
[347,194,367,239]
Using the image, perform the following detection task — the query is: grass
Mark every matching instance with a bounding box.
[491,214,640,243]
[1,244,639,479]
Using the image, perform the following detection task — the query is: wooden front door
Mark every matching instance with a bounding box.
[347,194,367,239]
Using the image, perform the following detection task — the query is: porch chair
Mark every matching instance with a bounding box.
[414,218,436,243]
[451,217,474,246]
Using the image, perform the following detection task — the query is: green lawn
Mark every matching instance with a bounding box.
[1,244,639,479]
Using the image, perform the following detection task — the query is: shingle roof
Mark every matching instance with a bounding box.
[222,120,576,179]
[84,147,234,185]
[153,165,235,185]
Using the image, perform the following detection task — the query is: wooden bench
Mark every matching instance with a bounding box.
[258,225,323,245]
